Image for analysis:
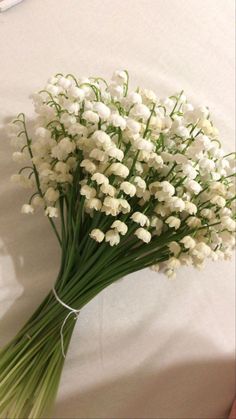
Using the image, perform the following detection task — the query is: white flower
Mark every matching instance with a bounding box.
[105,230,120,246]
[179,254,193,266]
[21,204,34,214]
[136,138,154,152]
[209,147,224,159]
[60,137,76,153]
[221,216,236,232]
[106,147,124,161]
[168,241,181,256]
[149,181,175,198]
[165,269,176,279]
[186,144,203,160]
[219,231,235,246]
[54,162,69,174]
[51,138,76,160]
[195,106,209,119]
[35,127,51,138]
[68,86,85,101]
[133,176,146,190]
[130,104,151,120]
[90,228,105,243]
[91,173,109,185]
[199,158,215,173]
[151,264,160,272]
[210,182,226,196]
[46,84,60,96]
[200,209,214,220]
[68,123,88,136]
[100,183,116,197]
[89,149,107,162]
[91,130,112,149]
[109,114,126,130]
[184,201,197,215]
[80,185,96,199]
[166,216,181,230]
[126,118,141,134]
[82,110,99,123]
[131,212,149,227]
[154,190,171,202]
[45,206,58,218]
[148,153,164,168]
[86,198,102,211]
[120,181,136,197]
[191,242,211,258]
[161,181,176,195]
[102,197,120,216]
[139,190,151,204]
[185,180,202,195]
[58,76,71,89]
[32,195,45,207]
[154,203,170,217]
[182,163,198,180]
[93,102,111,120]
[186,217,201,228]
[80,159,97,174]
[175,126,189,138]
[180,236,196,249]
[197,118,212,135]
[149,115,162,131]
[219,207,232,217]
[38,168,53,179]
[118,198,131,214]
[169,197,185,212]
[134,228,151,243]
[141,88,157,104]
[138,150,151,163]
[210,195,226,208]
[66,102,80,114]
[108,83,123,99]
[108,163,129,178]
[166,257,181,270]
[173,153,188,164]
[112,70,127,85]
[111,220,128,235]
[125,92,142,106]
[60,113,77,127]
[44,187,60,203]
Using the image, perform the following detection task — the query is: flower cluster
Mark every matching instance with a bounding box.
[8,70,236,278]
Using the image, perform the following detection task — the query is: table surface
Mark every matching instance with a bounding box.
[0,1,235,418]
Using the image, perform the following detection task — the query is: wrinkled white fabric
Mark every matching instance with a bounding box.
[0,1,235,418]
[0,0,24,13]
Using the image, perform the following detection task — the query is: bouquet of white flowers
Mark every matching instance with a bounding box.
[0,70,235,418]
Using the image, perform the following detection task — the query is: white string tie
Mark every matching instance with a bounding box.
[53,287,80,358]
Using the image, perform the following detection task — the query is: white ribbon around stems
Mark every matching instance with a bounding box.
[53,287,80,358]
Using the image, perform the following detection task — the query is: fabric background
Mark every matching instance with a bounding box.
[0,1,235,418]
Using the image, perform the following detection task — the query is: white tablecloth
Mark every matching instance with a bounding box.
[0,1,235,418]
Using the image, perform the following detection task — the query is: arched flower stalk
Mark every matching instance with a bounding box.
[0,70,235,418]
